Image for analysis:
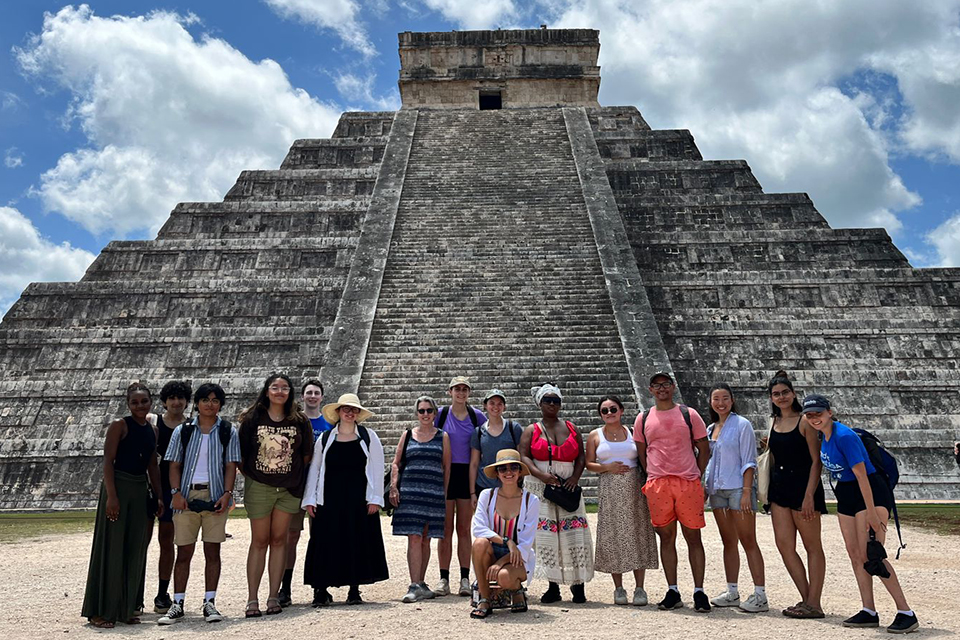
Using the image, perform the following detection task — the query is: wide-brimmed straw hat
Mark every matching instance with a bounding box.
[322,393,374,424]
[483,448,530,479]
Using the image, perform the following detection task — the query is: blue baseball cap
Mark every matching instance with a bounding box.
[801,394,831,413]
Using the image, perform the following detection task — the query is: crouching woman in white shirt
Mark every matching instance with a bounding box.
[470,449,540,618]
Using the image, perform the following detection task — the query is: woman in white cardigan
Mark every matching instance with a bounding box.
[301,394,388,606]
[470,449,540,618]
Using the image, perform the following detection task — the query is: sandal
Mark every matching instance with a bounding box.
[89,617,115,629]
[125,617,141,624]
[510,591,528,613]
[245,600,262,618]
[785,603,825,619]
[471,598,491,619]
[265,598,283,615]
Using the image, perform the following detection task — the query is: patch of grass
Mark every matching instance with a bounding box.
[0,512,96,543]
[892,504,960,536]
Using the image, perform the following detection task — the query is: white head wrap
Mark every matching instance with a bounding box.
[532,383,563,406]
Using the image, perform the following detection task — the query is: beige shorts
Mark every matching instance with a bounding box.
[173,488,229,545]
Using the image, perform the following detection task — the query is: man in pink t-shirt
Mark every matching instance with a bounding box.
[634,371,711,613]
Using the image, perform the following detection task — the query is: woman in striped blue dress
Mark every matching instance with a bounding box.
[389,396,451,603]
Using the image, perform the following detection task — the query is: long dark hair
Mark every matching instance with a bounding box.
[238,373,305,425]
[596,394,624,414]
[767,370,802,417]
[707,383,738,424]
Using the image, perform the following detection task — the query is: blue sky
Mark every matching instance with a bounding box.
[2,1,960,314]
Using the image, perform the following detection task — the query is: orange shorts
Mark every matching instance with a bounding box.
[642,476,706,529]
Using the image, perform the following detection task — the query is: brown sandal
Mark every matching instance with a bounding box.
[245,600,262,618]
[89,617,115,629]
[784,603,825,619]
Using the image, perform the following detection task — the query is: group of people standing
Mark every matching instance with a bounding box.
[81,369,919,634]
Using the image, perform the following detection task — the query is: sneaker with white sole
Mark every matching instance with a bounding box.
[402,584,420,603]
[435,578,450,596]
[202,599,223,623]
[887,612,919,634]
[613,587,628,605]
[710,591,741,607]
[157,601,184,625]
[417,583,436,600]
[739,593,769,613]
[633,587,649,606]
[458,577,472,596]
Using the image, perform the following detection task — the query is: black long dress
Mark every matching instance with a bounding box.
[304,438,389,588]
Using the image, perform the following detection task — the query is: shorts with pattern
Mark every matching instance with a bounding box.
[642,475,706,529]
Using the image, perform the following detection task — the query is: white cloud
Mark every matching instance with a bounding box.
[0,206,95,316]
[334,72,401,110]
[15,5,341,236]
[4,148,24,169]
[927,213,960,267]
[543,0,960,232]
[263,0,375,56]
[420,0,518,28]
[2,92,24,111]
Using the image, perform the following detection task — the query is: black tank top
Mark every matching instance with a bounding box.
[114,416,157,476]
[769,417,812,474]
[156,415,175,489]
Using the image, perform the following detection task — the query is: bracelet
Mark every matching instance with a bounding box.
[224,490,233,494]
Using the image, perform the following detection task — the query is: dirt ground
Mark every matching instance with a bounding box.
[4,512,956,639]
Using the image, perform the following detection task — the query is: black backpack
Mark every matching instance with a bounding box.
[180,419,233,466]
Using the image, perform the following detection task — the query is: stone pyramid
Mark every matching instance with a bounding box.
[1,28,958,509]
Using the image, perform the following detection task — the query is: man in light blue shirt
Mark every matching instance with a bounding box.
[159,383,241,625]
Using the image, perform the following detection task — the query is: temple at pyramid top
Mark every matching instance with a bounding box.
[398,28,601,109]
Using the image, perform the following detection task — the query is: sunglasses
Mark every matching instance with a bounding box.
[600,406,619,415]
[497,464,522,473]
[417,407,436,415]
[541,396,561,405]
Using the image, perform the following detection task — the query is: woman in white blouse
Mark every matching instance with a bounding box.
[470,449,540,618]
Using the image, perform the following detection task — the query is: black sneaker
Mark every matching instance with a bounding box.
[693,591,711,613]
[843,610,880,628]
[312,588,333,608]
[658,589,683,610]
[346,588,363,605]
[153,593,172,614]
[278,588,292,608]
[887,613,919,634]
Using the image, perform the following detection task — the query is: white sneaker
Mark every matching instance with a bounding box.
[402,584,420,603]
[434,578,450,596]
[739,593,769,613]
[632,587,649,606]
[417,583,436,600]
[157,601,184,625]
[710,591,741,607]
[202,599,223,623]
[458,577,472,596]
[614,587,628,605]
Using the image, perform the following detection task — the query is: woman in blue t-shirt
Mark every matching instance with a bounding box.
[801,394,918,634]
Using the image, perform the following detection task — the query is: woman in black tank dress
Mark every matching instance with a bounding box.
[765,371,827,619]
[82,383,164,629]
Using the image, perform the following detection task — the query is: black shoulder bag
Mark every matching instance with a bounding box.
[540,422,583,513]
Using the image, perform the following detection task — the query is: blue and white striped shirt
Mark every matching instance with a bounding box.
[164,417,242,508]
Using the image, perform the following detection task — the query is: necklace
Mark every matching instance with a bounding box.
[603,425,625,442]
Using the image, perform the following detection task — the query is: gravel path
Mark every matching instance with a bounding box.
[4,513,955,638]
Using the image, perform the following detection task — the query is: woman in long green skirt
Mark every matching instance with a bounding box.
[82,382,164,628]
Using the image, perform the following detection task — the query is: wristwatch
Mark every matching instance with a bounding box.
[171,488,180,495]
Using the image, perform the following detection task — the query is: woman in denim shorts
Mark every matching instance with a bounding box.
[703,383,767,613]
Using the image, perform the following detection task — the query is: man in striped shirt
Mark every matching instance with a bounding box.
[159,383,241,625]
